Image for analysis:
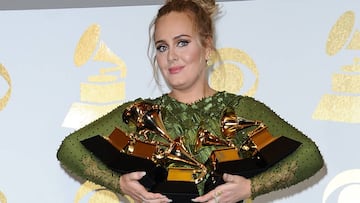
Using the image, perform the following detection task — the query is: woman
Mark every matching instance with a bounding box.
[57,0,324,203]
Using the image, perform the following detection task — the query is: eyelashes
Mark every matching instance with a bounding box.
[156,39,191,53]
[177,40,189,47]
[156,44,167,52]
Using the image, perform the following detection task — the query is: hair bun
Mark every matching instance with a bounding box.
[165,0,219,18]
[193,0,218,18]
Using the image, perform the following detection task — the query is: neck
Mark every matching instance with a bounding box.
[168,85,217,104]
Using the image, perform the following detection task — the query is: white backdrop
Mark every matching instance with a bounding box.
[0,0,359,202]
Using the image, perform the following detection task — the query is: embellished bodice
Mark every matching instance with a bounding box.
[144,92,247,164]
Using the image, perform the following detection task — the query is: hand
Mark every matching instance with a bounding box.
[192,173,251,203]
[119,171,172,203]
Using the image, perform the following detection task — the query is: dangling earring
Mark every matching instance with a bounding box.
[206,53,213,67]
[206,59,212,67]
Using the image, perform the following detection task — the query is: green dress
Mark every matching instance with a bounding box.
[56,91,324,199]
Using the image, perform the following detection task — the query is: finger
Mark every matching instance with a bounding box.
[142,192,168,200]
[192,194,212,202]
[140,194,172,203]
[141,196,172,203]
[126,190,147,203]
[191,189,222,202]
[223,173,235,183]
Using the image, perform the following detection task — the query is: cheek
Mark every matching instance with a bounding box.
[188,52,205,68]
[156,54,166,68]
[156,55,168,76]
[185,49,204,65]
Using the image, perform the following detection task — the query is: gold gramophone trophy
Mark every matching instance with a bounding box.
[203,108,302,192]
[81,101,207,201]
[81,103,301,200]
[121,101,208,179]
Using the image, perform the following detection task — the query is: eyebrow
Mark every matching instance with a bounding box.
[155,34,191,45]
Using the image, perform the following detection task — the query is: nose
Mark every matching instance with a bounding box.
[167,47,178,62]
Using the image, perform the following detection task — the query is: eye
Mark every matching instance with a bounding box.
[156,44,168,53]
[177,40,189,47]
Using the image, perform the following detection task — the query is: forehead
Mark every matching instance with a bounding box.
[154,11,196,40]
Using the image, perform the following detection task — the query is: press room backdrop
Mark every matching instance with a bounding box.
[0,0,359,202]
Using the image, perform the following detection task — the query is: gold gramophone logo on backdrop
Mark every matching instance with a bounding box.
[62,24,127,129]
[0,191,7,203]
[209,48,259,97]
[0,64,12,111]
[64,24,127,203]
[74,181,128,203]
[313,11,360,123]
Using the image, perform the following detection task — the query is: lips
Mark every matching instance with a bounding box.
[168,66,184,74]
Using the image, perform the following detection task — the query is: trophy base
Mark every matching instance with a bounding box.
[81,135,199,202]
[81,135,167,189]
[204,136,301,192]
[152,181,199,202]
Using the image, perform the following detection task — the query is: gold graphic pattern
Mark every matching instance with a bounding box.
[210,48,259,96]
[326,11,354,56]
[313,10,360,123]
[244,199,252,203]
[0,191,6,203]
[62,24,127,129]
[93,41,127,78]
[62,102,121,129]
[64,23,129,202]
[75,181,123,203]
[313,94,360,122]
[332,73,360,93]
[0,64,11,111]
[80,82,125,103]
[74,24,100,67]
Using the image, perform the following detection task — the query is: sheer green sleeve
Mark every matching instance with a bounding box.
[56,100,137,194]
[235,96,324,199]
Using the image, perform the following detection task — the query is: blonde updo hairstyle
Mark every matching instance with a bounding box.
[148,0,220,87]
